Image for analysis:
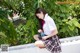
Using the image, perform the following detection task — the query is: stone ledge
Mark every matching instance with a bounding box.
[0,36,80,53]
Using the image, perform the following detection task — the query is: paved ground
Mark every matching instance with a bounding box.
[0,36,80,53]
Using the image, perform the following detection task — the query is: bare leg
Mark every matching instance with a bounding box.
[33,34,45,48]
[35,40,45,48]
[33,34,40,41]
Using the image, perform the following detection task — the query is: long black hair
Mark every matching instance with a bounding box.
[35,8,47,30]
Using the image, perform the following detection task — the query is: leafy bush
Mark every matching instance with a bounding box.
[0,0,80,46]
[15,18,39,44]
[0,18,18,46]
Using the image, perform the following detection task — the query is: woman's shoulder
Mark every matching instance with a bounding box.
[44,14,54,22]
[46,16,54,22]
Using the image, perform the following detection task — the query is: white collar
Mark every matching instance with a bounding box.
[44,13,48,20]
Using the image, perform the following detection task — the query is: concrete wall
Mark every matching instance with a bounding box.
[0,36,80,53]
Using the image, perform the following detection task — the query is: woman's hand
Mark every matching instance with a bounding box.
[38,29,43,33]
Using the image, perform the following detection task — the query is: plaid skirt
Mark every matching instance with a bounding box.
[39,35,61,53]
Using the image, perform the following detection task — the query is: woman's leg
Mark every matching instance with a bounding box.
[35,40,45,48]
[33,34,45,48]
[33,34,40,41]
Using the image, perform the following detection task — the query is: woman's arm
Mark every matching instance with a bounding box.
[42,17,58,40]
[38,29,43,33]
[47,29,58,38]
[42,29,58,40]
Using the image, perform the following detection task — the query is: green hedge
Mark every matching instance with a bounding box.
[0,0,80,46]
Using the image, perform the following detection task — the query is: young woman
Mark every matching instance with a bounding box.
[33,8,61,53]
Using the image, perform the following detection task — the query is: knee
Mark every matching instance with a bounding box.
[34,40,45,48]
[33,35,38,39]
[33,35,36,38]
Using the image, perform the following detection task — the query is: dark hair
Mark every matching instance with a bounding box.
[35,8,47,30]
[35,8,47,16]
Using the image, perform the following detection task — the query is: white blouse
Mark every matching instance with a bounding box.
[43,14,57,35]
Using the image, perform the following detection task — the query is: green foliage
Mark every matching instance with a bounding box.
[0,18,18,46]
[58,18,80,38]
[0,0,80,46]
[15,18,39,44]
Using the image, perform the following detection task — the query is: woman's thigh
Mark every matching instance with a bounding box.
[34,40,45,48]
[33,34,40,40]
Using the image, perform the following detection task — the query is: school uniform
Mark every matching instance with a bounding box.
[38,14,61,53]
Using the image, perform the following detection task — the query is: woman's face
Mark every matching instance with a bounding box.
[36,12,44,19]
